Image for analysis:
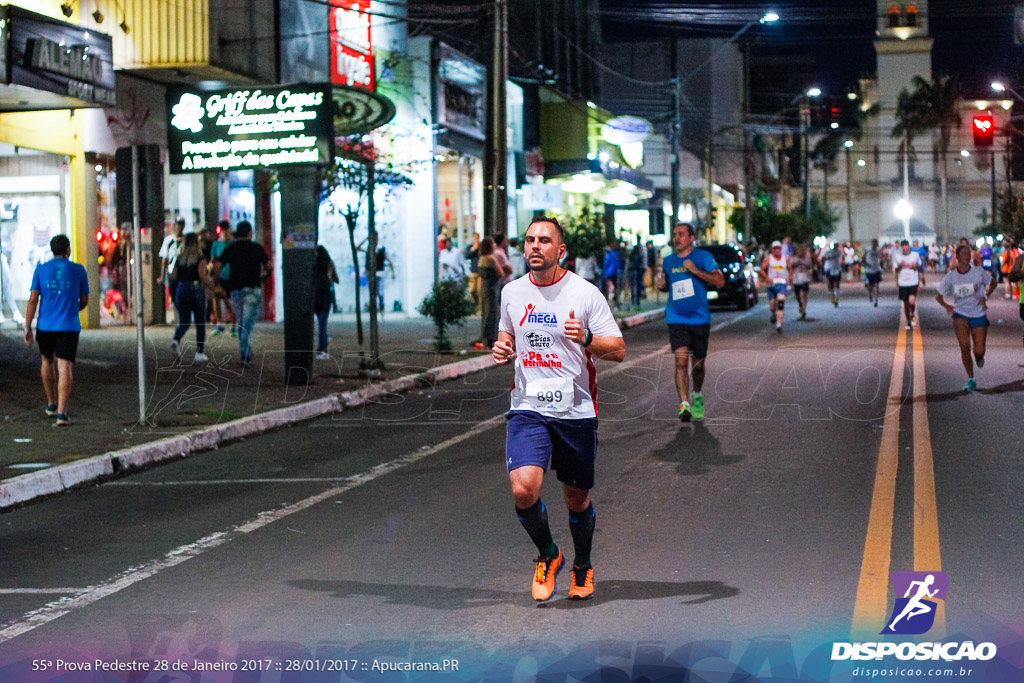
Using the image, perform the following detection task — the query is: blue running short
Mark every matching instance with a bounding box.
[767,283,787,299]
[506,410,598,490]
[952,313,989,328]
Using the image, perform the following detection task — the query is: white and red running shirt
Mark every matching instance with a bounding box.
[499,269,622,419]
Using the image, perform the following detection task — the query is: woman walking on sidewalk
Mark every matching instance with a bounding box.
[314,245,339,359]
[209,221,236,337]
[477,236,501,348]
[170,234,215,363]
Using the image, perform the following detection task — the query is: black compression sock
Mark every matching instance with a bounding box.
[516,500,557,558]
[568,503,596,568]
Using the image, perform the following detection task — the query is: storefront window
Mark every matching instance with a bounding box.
[0,144,71,324]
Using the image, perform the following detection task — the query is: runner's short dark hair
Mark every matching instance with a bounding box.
[50,234,71,256]
[235,220,253,238]
[527,216,565,242]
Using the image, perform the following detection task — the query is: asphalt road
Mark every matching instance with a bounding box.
[1,279,1023,682]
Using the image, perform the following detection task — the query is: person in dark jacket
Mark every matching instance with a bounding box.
[314,245,339,359]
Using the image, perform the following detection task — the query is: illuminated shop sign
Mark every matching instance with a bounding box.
[2,5,115,109]
[166,84,333,175]
[437,43,485,140]
[330,0,375,90]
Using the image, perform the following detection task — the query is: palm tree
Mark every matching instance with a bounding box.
[814,98,878,241]
[892,75,963,242]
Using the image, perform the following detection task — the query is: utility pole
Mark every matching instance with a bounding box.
[670,37,681,225]
[741,40,753,241]
[484,0,508,238]
[366,161,381,374]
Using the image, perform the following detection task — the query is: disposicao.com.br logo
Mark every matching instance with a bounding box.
[832,571,997,663]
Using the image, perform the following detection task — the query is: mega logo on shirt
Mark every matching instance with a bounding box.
[519,303,558,327]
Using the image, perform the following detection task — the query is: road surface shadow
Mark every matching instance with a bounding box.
[288,579,518,609]
[542,579,740,609]
[649,423,745,475]
[287,577,739,610]
[979,377,1024,395]
[926,377,1024,403]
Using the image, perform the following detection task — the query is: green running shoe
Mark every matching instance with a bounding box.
[692,394,705,420]
[964,378,976,392]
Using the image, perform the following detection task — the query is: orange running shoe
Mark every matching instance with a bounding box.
[531,550,564,601]
[568,564,595,600]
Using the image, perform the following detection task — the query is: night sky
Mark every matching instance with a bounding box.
[599,0,1024,105]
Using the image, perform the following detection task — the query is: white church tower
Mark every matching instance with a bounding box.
[872,0,935,240]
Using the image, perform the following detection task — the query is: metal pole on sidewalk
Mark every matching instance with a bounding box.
[131,146,146,423]
[366,161,381,374]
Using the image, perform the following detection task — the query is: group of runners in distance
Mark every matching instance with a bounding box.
[490,219,1020,602]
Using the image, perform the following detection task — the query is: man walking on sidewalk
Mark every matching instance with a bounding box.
[213,221,269,368]
[22,235,89,426]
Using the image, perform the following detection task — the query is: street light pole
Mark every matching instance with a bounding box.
[844,140,855,242]
[801,99,811,218]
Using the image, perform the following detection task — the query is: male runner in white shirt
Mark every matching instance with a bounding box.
[492,216,625,602]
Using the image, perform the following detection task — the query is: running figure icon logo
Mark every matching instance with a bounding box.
[881,571,949,635]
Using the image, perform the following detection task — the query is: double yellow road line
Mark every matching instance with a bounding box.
[851,322,944,638]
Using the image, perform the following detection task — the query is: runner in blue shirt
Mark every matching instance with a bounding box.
[22,235,89,426]
[655,222,724,422]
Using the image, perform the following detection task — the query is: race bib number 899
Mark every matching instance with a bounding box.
[525,377,574,413]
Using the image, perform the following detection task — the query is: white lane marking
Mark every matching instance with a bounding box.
[0,418,503,644]
[0,310,756,641]
[108,478,367,486]
[0,589,87,595]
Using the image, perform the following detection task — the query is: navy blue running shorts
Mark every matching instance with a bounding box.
[505,410,598,490]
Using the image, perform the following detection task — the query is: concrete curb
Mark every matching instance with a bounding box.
[0,308,662,511]
[619,307,665,329]
[0,354,494,511]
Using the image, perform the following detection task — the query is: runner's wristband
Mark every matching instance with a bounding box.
[583,329,593,347]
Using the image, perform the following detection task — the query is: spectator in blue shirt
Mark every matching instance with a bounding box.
[603,242,620,307]
[22,234,89,426]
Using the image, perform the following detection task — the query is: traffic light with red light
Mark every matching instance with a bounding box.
[973,113,995,147]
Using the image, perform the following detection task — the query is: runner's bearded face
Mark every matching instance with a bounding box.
[524,223,564,277]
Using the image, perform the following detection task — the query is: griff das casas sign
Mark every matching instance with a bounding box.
[166,83,333,174]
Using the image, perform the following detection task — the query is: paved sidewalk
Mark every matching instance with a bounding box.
[0,297,666,506]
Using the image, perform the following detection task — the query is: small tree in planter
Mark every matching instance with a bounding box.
[418,280,476,353]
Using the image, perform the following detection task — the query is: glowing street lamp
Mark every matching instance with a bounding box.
[894,198,913,241]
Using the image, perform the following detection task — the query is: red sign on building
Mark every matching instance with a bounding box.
[330,1,375,91]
